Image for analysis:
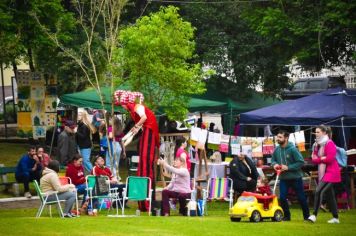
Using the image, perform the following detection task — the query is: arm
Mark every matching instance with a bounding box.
[50,174,74,193]
[271,150,280,170]
[287,148,304,171]
[229,161,248,181]
[131,105,147,134]
[163,163,190,177]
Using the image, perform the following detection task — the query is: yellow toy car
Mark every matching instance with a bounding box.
[229,191,284,222]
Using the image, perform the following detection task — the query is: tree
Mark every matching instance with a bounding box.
[241,0,356,71]
[117,6,207,120]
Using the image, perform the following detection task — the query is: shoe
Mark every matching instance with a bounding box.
[282,217,291,221]
[327,218,340,224]
[307,215,316,223]
[169,200,176,211]
[63,213,73,218]
[24,192,32,198]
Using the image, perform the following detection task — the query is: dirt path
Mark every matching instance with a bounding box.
[0,198,40,209]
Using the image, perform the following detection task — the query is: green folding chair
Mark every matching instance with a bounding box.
[121,176,153,217]
[34,180,64,218]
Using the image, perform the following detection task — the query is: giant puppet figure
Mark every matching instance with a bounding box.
[114,90,160,211]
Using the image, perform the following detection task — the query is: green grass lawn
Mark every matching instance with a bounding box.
[0,203,355,236]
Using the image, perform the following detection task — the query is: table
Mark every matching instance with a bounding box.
[193,161,228,179]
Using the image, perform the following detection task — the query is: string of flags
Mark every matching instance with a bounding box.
[189,127,306,158]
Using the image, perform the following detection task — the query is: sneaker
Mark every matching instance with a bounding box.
[24,192,32,198]
[307,215,316,223]
[327,218,340,224]
[63,213,73,218]
[169,200,176,211]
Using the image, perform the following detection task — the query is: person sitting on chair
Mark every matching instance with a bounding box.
[41,160,77,218]
[91,155,126,205]
[65,154,87,207]
[37,146,52,168]
[158,156,191,216]
[229,152,259,195]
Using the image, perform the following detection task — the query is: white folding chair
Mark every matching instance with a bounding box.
[34,180,65,218]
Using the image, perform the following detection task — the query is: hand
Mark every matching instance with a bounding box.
[122,152,126,159]
[33,155,40,163]
[281,165,288,171]
[321,156,326,161]
[273,164,281,171]
[158,158,165,165]
[247,177,252,181]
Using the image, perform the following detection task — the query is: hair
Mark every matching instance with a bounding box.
[316,125,329,133]
[176,155,187,169]
[277,129,290,138]
[99,123,107,137]
[47,160,60,173]
[92,155,103,165]
[29,145,37,151]
[79,110,96,134]
[174,136,186,157]
[112,117,123,136]
[71,153,83,163]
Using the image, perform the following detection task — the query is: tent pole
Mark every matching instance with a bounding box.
[341,117,347,149]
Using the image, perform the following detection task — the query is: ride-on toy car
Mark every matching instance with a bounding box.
[229,191,284,222]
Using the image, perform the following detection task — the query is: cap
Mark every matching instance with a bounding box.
[65,120,76,129]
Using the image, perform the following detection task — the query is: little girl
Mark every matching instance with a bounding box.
[257,177,272,210]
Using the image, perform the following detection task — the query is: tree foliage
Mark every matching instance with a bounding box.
[117,6,207,120]
[242,0,356,71]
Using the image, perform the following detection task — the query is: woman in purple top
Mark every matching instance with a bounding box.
[158,156,191,216]
[308,125,341,224]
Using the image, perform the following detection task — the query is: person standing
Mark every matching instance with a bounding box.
[15,146,42,198]
[174,136,191,172]
[91,109,104,144]
[271,130,310,221]
[76,110,96,173]
[115,90,159,212]
[308,125,341,224]
[57,120,77,165]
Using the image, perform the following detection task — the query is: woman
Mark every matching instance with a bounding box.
[106,117,126,178]
[158,156,191,216]
[65,154,87,206]
[40,160,77,218]
[174,136,191,172]
[308,125,341,224]
[37,146,52,168]
[229,152,259,195]
[76,109,96,173]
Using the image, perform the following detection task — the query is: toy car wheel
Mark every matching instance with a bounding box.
[250,210,262,222]
[272,210,283,222]
[230,217,241,222]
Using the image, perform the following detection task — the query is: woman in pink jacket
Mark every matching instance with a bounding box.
[308,125,341,224]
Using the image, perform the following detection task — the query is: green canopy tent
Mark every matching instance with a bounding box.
[60,85,280,132]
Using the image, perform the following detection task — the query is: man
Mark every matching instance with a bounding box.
[271,130,310,221]
[57,120,77,165]
[15,146,42,198]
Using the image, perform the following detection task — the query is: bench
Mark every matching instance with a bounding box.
[0,166,19,196]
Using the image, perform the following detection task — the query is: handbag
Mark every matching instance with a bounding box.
[95,175,109,196]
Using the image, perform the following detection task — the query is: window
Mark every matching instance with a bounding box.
[292,81,306,90]
[307,80,323,89]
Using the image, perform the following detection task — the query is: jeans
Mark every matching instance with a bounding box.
[279,178,310,220]
[47,191,76,214]
[106,141,121,177]
[15,171,41,192]
[79,148,92,173]
[76,184,87,206]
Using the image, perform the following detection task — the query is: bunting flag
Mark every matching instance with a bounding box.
[219,134,230,153]
[240,137,252,157]
[295,130,306,152]
[230,136,241,155]
[262,137,275,155]
[251,137,264,158]
[208,132,221,150]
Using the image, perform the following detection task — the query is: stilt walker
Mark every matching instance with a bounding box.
[114,90,160,212]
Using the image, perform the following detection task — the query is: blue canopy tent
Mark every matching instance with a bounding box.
[240,88,356,147]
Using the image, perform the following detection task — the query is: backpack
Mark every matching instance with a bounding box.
[335,146,347,167]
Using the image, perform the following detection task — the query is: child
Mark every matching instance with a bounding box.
[257,177,272,210]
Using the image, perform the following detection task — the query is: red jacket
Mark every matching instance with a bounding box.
[91,166,113,180]
[65,163,85,185]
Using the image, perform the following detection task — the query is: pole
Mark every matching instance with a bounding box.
[1,63,8,138]
[11,76,16,121]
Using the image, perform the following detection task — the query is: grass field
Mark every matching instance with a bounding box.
[0,202,355,236]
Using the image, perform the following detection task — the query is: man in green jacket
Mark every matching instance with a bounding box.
[271,130,310,221]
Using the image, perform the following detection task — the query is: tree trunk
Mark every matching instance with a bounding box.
[27,47,35,71]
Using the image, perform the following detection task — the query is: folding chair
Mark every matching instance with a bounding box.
[59,176,79,215]
[85,175,122,216]
[128,155,139,176]
[202,177,233,215]
[33,180,64,218]
[120,176,153,217]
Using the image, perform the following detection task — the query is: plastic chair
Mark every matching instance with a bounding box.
[121,176,153,216]
[85,175,121,216]
[59,176,79,214]
[202,177,234,215]
[33,180,64,218]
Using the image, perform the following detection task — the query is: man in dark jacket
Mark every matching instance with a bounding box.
[15,146,42,198]
[271,130,310,221]
[229,152,259,195]
[57,120,77,165]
